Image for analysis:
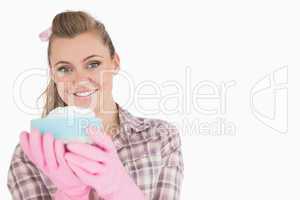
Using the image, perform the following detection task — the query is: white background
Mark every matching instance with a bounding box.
[1,0,299,199]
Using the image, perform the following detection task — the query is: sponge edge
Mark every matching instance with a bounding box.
[31,106,101,143]
[47,106,96,119]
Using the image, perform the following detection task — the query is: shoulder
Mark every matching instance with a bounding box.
[119,105,180,143]
[141,118,184,171]
[145,117,179,136]
[118,104,182,155]
[140,117,182,155]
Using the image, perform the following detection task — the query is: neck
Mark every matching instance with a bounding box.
[94,95,120,137]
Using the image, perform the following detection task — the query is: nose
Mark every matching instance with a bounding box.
[73,68,89,81]
[72,70,92,86]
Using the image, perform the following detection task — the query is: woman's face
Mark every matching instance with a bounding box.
[49,31,120,110]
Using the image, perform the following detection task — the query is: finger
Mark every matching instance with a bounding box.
[54,139,66,166]
[43,133,58,170]
[67,161,95,186]
[29,129,45,167]
[86,126,115,152]
[66,142,107,163]
[19,131,33,161]
[65,152,104,174]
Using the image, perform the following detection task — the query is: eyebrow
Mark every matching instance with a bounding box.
[54,54,103,66]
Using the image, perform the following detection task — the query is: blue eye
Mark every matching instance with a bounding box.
[87,62,101,69]
[57,66,72,73]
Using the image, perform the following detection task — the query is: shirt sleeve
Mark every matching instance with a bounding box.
[7,144,53,200]
[153,123,184,200]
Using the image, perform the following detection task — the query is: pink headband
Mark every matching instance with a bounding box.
[39,27,52,42]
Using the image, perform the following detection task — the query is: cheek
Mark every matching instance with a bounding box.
[101,73,113,90]
[56,81,72,101]
[93,71,113,90]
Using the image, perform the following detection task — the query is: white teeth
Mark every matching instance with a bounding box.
[74,91,95,97]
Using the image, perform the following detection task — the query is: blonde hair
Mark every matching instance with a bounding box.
[39,10,116,117]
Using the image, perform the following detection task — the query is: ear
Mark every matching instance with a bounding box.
[112,52,120,75]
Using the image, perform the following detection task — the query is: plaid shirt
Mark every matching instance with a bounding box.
[7,104,184,200]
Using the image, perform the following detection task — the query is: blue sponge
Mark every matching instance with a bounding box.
[31,117,101,143]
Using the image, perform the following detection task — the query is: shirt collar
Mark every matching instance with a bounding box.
[116,103,151,136]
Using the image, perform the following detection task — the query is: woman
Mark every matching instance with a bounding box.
[7,10,184,200]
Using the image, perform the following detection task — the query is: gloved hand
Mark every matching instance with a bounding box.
[65,126,145,200]
[20,129,91,200]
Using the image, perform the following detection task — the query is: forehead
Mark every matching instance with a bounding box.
[50,31,109,62]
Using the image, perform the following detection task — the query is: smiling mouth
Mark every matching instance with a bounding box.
[73,89,98,97]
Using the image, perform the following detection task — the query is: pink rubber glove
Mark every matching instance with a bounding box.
[65,126,145,200]
[20,129,91,200]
